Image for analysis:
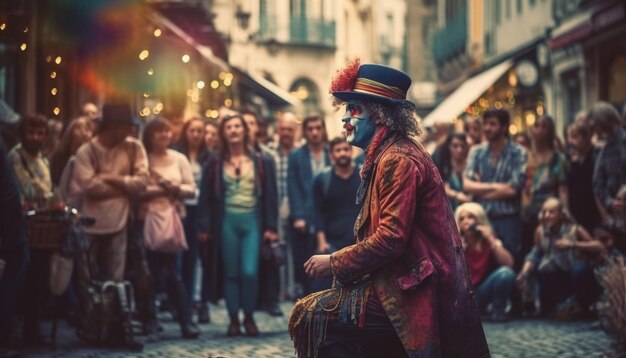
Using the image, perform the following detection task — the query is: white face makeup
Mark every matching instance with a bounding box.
[341,100,376,149]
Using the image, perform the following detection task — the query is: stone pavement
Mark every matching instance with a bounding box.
[17,301,613,357]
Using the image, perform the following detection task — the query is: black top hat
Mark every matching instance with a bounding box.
[101,102,134,125]
[332,64,412,105]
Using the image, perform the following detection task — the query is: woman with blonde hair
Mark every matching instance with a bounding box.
[455,202,515,322]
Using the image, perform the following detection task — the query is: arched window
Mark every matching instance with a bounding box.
[289,78,320,113]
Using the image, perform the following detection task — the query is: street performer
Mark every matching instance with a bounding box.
[288,60,490,358]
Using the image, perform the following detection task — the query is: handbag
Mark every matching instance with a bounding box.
[49,251,74,296]
[143,202,187,253]
[261,240,287,267]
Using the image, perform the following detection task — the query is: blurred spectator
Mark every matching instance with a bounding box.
[42,119,64,159]
[81,102,100,121]
[204,121,219,152]
[50,117,93,200]
[426,122,452,155]
[8,114,52,345]
[81,102,101,132]
[197,114,278,337]
[271,111,298,300]
[513,132,531,151]
[455,203,514,322]
[142,118,199,339]
[0,136,29,348]
[310,137,361,291]
[588,102,626,224]
[462,113,484,147]
[434,132,472,212]
[464,108,527,317]
[566,121,602,232]
[521,115,568,258]
[242,108,282,316]
[161,111,185,144]
[176,117,211,324]
[517,198,605,317]
[287,115,330,297]
[464,109,527,262]
[72,102,148,349]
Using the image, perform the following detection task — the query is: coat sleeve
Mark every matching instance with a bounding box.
[261,154,278,231]
[197,158,213,234]
[312,172,326,233]
[593,147,612,209]
[330,154,419,285]
[177,152,196,199]
[287,150,304,221]
[73,143,120,199]
[121,140,149,194]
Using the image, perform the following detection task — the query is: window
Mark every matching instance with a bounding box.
[495,0,501,25]
[506,0,511,18]
[517,0,522,14]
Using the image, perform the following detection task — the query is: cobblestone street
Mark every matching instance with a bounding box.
[17,301,613,357]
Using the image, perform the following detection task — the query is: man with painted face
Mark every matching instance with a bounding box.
[289,61,489,358]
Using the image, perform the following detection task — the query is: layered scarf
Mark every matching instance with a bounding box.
[356,125,395,205]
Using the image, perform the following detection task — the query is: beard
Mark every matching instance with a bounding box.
[335,156,352,168]
[22,140,44,155]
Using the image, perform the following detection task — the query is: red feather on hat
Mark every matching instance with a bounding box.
[329,58,360,94]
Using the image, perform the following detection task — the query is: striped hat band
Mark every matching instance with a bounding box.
[353,78,406,100]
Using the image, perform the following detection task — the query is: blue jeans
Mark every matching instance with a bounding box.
[490,216,522,265]
[537,261,600,314]
[475,266,516,316]
[221,210,260,316]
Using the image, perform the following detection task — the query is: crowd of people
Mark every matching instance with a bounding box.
[0,92,624,353]
[432,103,626,321]
[0,99,366,352]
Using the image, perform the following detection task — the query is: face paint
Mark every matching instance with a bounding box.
[341,100,376,149]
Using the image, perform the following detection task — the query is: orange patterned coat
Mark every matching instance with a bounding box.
[330,137,489,357]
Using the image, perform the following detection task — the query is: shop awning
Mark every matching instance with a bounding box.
[231,66,303,110]
[150,11,229,71]
[549,11,593,50]
[422,60,513,127]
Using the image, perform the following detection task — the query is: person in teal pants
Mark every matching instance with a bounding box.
[197,114,278,337]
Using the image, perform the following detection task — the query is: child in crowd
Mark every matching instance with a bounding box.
[455,202,515,322]
[517,197,606,317]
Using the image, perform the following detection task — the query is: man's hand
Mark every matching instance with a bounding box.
[263,230,278,242]
[293,219,307,232]
[304,255,332,278]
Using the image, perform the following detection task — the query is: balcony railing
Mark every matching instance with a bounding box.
[259,15,335,47]
[433,8,467,64]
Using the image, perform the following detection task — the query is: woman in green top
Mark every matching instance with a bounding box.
[197,114,278,337]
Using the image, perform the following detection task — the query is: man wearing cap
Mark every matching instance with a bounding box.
[289,61,488,358]
[72,102,148,349]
